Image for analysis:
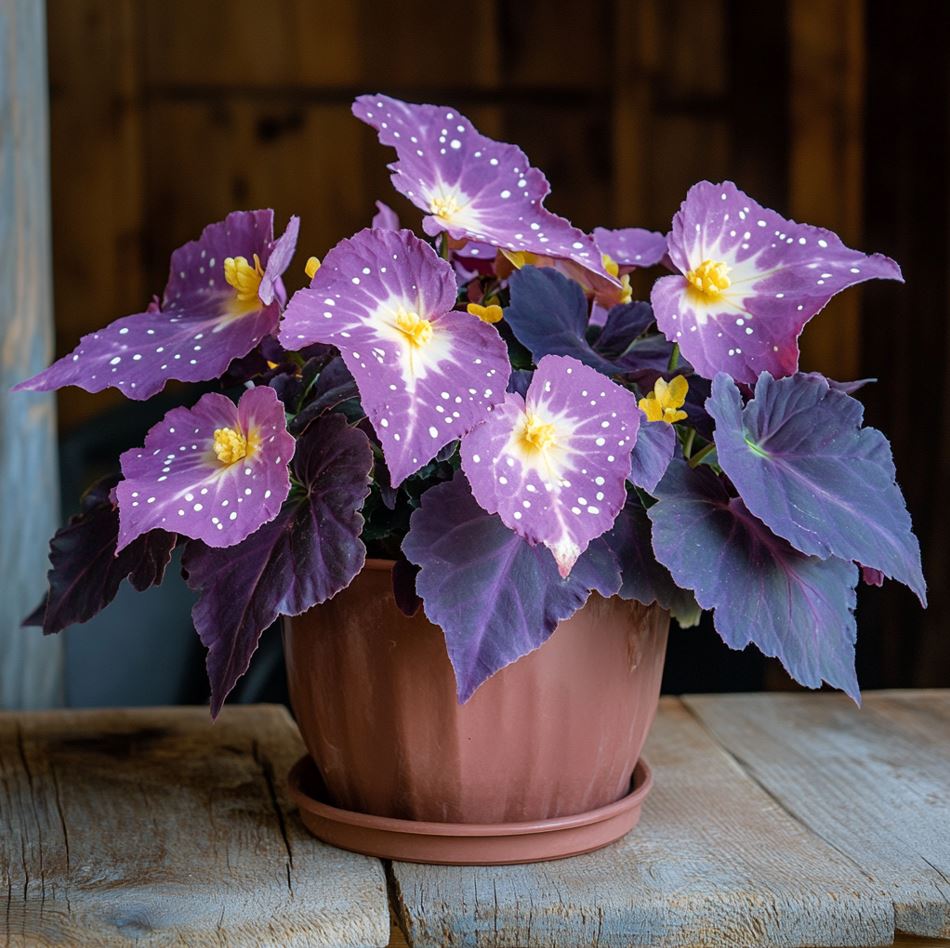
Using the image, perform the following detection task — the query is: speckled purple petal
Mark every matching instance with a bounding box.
[116,386,294,551]
[461,354,639,577]
[652,181,903,383]
[372,200,401,230]
[352,94,614,287]
[593,227,668,269]
[279,227,509,485]
[14,211,298,400]
[259,214,300,306]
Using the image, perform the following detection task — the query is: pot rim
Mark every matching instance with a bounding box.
[363,557,396,572]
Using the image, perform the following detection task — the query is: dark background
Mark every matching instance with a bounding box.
[44,0,949,704]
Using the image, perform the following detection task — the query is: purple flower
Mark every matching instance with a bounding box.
[650,181,903,383]
[14,211,299,400]
[115,385,294,550]
[278,227,510,486]
[461,354,639,577]
[352,94,615,291]
[593,227,668,271]
[372,200,400,230]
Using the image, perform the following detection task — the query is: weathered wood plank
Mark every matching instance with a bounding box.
[0,0,64,708]
[390,697,894,947]
[0,705,389,946]
[685,691,950,939]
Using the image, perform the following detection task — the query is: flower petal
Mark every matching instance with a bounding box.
[461,354,639,576]
[14,211,298,400]
[352,94,615,289]
[279,227,509,485]
[116,386,294,550]
[593,227,668,269]
[652,181,903,383]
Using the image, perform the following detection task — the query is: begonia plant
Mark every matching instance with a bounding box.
[17,94,924,715]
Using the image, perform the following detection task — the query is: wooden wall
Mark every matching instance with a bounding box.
[42,0,947,688]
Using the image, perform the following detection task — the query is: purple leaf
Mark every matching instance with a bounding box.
[594,302,656,360]
[649,461,860,700]
[182,413,373,716]
[402,474,621,702]
[709,372,926,605]
[629,413,676,492]
[601,494,700,626]
[593,227,668,269]
[14,211,298,400]
[352,94,616,293]
[506,368,533,397]
[25,476,176,635]
[505,267,659,377]
[286,356,360,435]
[279,227,509,485]
[116,385,295,550]
[461,354,639,576]
[651,181,903,383]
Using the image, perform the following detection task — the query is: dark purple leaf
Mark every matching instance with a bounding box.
[181,413,373,716]
[648,461,860,700]
[288,356,361,435]
[593,302,655,361]
[505,266,672,382]
[709,372,926,605]
[402,473,621,702]
[506,368,533,397]
[25,476,176,635]
[629,415,676,492]
[602,494,700,626]
[505,267,615,373]
[799,372,876,395]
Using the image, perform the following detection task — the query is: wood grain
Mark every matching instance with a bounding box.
[46,0,147,430]
[789,0,866,379]
[389,696,894,947]
[0,0,64,708]
[0,705,389,946]
[685,691,950,939]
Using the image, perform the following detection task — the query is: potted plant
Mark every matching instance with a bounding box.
[16,94,924,865]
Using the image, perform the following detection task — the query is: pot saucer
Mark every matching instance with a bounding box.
[287,755,652,865]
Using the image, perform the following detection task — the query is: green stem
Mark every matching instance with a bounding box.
[688,442,717,469]
[440,236,451,260]
[681,427,696,459]
[667,342,680,372]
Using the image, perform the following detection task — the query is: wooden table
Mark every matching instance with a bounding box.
[2,692,948,946]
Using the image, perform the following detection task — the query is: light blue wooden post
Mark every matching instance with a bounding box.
[0,0,64,707]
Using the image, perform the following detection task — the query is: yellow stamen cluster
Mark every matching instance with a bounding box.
[304,256,321,280]
[521,414,557,452]
[430,195,463,221]
[212,426,248,465]
[639,376,689,425]
[467,302,504,324]
[223,254,265,303]
[685,258,731,299]
[601,253,633,305]
[395,308,434,347]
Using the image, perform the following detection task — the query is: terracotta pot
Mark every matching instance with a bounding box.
[283,560,669,826]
